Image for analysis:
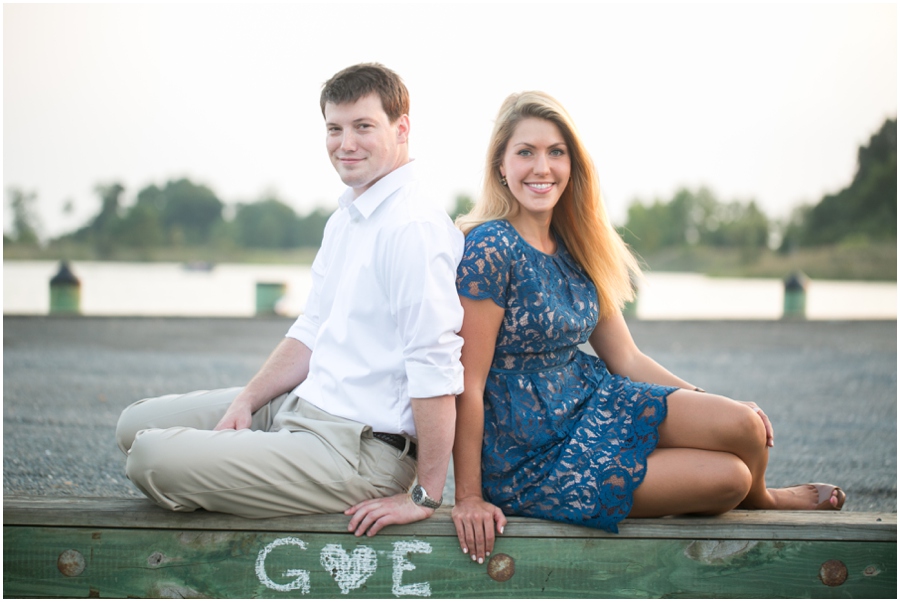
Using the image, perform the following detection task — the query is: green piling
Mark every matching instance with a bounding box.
[782,271,808,319]
[256,282,286,316]
[49,261,81,315]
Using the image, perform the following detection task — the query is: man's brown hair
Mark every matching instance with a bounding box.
[320,63,410,123]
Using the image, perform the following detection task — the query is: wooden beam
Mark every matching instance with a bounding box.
[4,496,895,541]
[3,497,896,598]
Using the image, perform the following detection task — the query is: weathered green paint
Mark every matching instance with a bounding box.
[4,525,896,598]
[4,498,896,598]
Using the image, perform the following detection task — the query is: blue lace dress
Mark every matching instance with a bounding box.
[457,220,677,532]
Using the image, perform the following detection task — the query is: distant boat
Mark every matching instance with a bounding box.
[182,261,215,272]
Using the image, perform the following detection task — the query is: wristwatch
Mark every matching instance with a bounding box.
[410,484,442,509]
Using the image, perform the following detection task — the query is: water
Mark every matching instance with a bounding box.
[4,260,897,320]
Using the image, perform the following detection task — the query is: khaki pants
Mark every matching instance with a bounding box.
[116,387,417,518]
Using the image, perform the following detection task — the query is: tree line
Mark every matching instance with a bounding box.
[5,178,332,259]
[619,118,896,259]
[781,118,896,248]
[5,119,895,263]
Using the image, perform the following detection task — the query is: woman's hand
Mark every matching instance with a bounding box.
[451,496,507,564]
[740,401,774,447]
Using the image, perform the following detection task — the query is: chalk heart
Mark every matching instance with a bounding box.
[320,544,377,594]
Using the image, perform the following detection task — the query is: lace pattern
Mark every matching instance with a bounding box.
[457,220,676,532]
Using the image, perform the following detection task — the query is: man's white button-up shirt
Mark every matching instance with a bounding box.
[286,161,465,438]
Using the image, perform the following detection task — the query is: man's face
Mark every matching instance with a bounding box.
[324,93,409,197]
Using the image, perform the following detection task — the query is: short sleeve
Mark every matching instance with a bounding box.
[377,217,465,399]
[456,222,512,308]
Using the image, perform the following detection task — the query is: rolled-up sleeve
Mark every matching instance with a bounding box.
[286,314,317,350]
[383,219,465,399]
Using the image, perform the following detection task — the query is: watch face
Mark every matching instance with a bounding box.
[411,485,441,509]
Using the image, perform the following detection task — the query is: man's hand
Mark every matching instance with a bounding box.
[212,338,312,432]
[345,493,432,537]
[451,496,507,564]
[213,399,253,431]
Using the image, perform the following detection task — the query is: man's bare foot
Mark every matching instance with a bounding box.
[767,484,846,510]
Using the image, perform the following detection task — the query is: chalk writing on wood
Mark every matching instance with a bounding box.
[391,540,432,597]
[255,537,433,597]
[255,537,311,593]
[320,543,377,594]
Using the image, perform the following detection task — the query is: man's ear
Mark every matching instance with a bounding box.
[396,115,410,144]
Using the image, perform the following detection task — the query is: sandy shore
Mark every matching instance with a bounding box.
[3,316,895,512]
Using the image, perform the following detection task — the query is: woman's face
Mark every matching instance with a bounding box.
[500,117,571,220]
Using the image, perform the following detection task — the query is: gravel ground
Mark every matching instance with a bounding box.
[3,316,896,512]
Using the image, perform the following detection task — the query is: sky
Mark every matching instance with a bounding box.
[4,2,897,240]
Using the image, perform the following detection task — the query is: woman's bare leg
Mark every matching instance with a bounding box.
[658,390,825,510]
[629,448,751,517]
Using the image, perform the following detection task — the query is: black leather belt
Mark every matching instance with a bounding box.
[373,432,417,460]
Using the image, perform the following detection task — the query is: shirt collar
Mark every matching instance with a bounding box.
[337,160,417,219]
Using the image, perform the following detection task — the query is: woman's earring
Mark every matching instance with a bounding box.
[499,175,508,187]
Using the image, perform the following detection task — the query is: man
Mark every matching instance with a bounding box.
[116,63,463,536]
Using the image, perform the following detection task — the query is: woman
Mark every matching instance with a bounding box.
[451,91,845,564]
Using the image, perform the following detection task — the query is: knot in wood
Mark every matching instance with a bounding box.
[863,565,881,577]
[487,553,515,582]
[819,559,848,587]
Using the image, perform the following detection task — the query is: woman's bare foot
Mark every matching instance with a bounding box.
[767,484,846,510]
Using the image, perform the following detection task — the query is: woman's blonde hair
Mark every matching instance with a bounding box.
[456,91,640,317]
